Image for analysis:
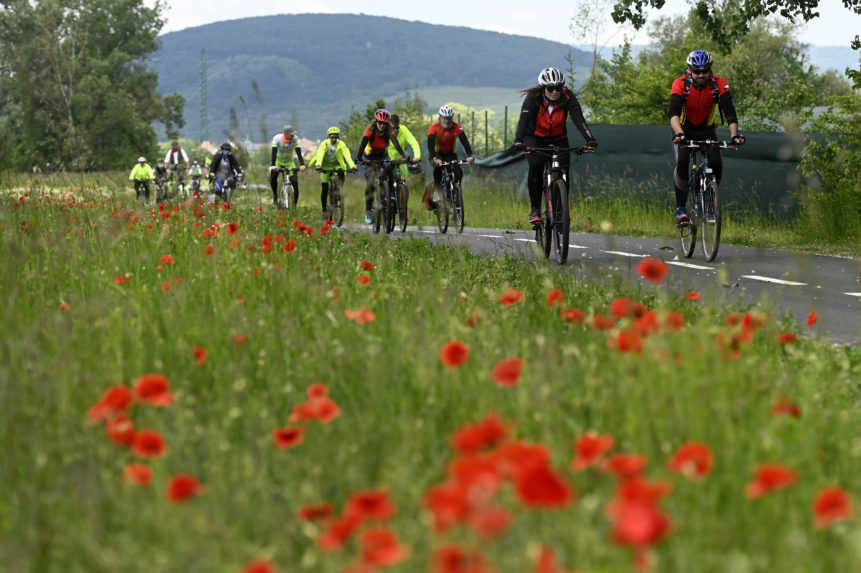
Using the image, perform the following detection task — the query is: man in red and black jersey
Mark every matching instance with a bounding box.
[355,109,406,224]
[669,49,745,224]
[424,104,474,209]
[514,67,597,224]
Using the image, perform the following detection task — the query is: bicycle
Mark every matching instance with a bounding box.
[211,174,238,204]
[316,167,352,227]
[434,159,469,234]
[133,180,151,201]
[359,158,407,234]
[154,176,168,203]
[524,145,594,264]
[677,139,737,262]
[274,167,299,210]
[190,174,202,196]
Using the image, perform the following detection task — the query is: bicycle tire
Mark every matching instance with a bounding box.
[701,175,721,261]
[331,182,344,227]
[436,183,449,234]
[398,184,408,232]
[552,178,570,264]
[541,188,552,259]
[453,181,465,233]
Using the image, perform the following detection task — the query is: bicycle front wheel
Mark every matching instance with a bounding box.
[453,182,465,233]
[701,175,721,261]
[398,185,408,232]
[331,182,344,226]
[436,185,449,234]
[541,188,552,259]
[552,179,569,264]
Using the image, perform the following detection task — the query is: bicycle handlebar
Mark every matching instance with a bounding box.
[437,159,471,167]
[522,145,595,155]
[357,158,411,166]
[683,140,738,150]
[274,167,300,173]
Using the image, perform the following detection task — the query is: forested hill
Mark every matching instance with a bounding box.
[150,13,590,141]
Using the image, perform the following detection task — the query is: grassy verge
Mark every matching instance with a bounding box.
[1,187,859,572]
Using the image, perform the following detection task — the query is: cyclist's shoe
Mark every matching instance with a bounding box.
[322,210,329,222]
[675,207,690,226]
[705,204,716,223]
[529,208,541,225]
[364,211,373,225]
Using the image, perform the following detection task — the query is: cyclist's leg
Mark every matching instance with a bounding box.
[526,153,544,221]
[320,171,331,213]
[363,166,375,214]
[673,143,691,210]
[143,181,150,200]
[707,146,723,185]
[269,168,279,204]
[290,174,299,205]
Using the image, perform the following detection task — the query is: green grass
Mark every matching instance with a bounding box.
[1,185,860,572]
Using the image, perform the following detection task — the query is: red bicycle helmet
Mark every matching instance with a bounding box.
[374,109,391,123]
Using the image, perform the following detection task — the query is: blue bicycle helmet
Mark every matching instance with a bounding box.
[686,49,713,70]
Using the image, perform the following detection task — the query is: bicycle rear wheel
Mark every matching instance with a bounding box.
[453,181,465,233]
[436,184,449,234]
[541,188,552,259]
[701,175,721,261]
[551,179,570,264]
[398,185,408,232]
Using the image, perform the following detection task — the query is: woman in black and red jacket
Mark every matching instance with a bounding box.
[355,108,405,224]
[514,67,597,223]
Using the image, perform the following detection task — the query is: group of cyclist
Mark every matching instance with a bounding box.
[130,49,745,228]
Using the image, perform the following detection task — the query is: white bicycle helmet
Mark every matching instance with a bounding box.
[137,156,146,163]
[538,67,565,87]
[438,104,455,118]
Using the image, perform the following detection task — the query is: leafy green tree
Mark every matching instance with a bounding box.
[0,0,183,171]
[339,98,386,154]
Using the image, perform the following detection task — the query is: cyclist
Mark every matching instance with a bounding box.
[355,109,406,224]
[269,125,305,207]
[208,142,244,201]
[188,160,204,195]
[425,105,475,210]
[129,156,155,200]
[389,113,422,192]
[669,49,745,225]
[306,126,356,220]
[164,141,189,194]
[514,67,597,224]
[153,161,169,199]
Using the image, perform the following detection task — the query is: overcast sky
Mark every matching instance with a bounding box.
[152,0,861,47]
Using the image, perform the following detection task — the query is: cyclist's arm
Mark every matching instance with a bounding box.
[355,135,370,162]
[427,134,437,159]
[181,149,189,164]
[295,147,305,166]
[341,143,356,170]
[129,166,137,181]
[402,126,421,160]
[718,92,740,138]
[514,97,534,144]
[566,93,596,144]
[390,135,405,157]
[270,144,278,167]
[306,145,322,169]
[457,132,474,157]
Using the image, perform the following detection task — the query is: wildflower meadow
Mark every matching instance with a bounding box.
[1,187,860,573]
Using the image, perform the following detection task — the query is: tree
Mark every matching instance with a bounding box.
[162,94,186,142]
[570,0,625,77]
[0,0,184,171]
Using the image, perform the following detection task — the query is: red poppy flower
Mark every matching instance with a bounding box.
[725,312,743,326]
[498,288,524,306]
[318,511,363,551]
[106,413,135,446]
[611,501,671,547]
[424,481,471,533]
[204,244,215,256]
[88,385,133,423]
[283,239,297,253]
[131,430,166,458]
[297,502,334,521]
[612,329,642,354]
[272,426,303,449]
[685,291,701,301]
[452,413,507,455]
[603,454,648,478]
[440,340,470,368]
[591,313,616,330]
[361,260,375,272]
[467,506,512,539]
[533,547,566,573]
[667,442,713,480]
[192,345,207,366]
[806,310,818,327]
[513,461,575,508]
[133,373,173,406]
[226,221,240,235]
[664,311,685,331]
[562,307,584,324]
[347,489,396,521]
[360,527,409,566]
[159,254,176,265]
[232,334,248,344]
[496,441,551,478]
[307,383,328,400]
[161,281,171,293]
[241,559,275,573]
[745,464,798,498]
[114,274,131,285]
[610,297,634,318]
[636,257,668,283]
[312,397,341,423]
[166,473,203,502]
[546,289,563,308]
[345,307,376,324]
[813,486,853,529]
[59,301,70,311]
[772,397,801,418]
[491,358,522,387]
[433,545,489,573]
[608,477,673,515]
[776,332,797,344]
[124,463,153,486]
[571,433,614,471]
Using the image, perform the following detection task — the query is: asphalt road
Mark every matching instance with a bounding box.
[350,223,861,345]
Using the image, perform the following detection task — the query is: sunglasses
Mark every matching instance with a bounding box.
[690,68,710,76]
[546,84,564,93]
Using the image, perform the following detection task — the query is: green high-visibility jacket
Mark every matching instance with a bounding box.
[129,163,154,181]
[387,125,422,161]
[307,139,356,171]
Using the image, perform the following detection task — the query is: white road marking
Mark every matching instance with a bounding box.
[478,234,503,239]
[667,261,715,271]
[569,244,589,249]
[514,238,533,243]
[741,275,807,286]
[601,250,646,258]
[418,229,436,234]
[845,292,861,298]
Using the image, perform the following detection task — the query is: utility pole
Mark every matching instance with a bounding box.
[200,49,209,143]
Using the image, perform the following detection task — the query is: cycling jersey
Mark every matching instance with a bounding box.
[210,151,242,180]
[668,74,737,132]
[427,122,473,158]
[307,139,356,171]
[129,164,154,181]
[357,128,405,160]
[164,148,189,166]
[515,87,594,144]
[271,133,304,167]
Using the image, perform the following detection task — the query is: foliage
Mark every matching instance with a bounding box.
[0,0,185,171]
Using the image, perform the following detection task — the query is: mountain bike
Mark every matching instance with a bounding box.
[167,165,187,200]
[133,180,151,201]
[434,159,469,234]
[524,145,593,264]
[275,167,299,210]
[212,173,239,204]
[154,175,168,203]
[316,167,353,227]
[190,174,202,196]
[359,158,406,234]
[677,140,737,262]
